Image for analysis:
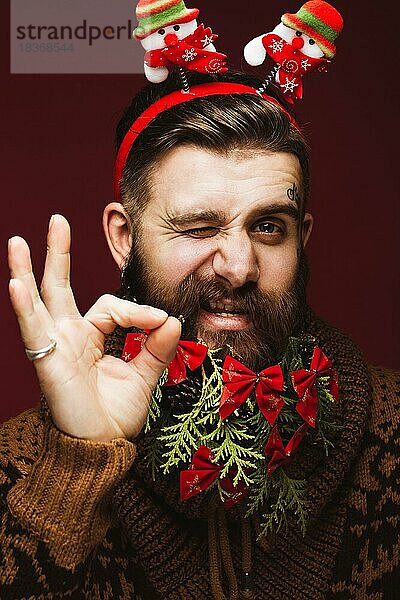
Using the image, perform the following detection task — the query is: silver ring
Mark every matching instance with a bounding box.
[25,339,57,362]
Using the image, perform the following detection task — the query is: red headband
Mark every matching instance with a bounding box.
[113,82,299,202]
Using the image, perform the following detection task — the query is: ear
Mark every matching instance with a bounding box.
[103,202,132,269]
[301,212,314,248]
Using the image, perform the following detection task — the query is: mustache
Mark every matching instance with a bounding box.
[174,276,259,317]
[128,270,304,342]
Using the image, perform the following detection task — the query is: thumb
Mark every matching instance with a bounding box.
[131,316,181,391]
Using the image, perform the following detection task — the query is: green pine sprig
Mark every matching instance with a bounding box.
[195,349,224,429]
[258,469,308,536]
[144,368,168,433]
[143,409,171,481]
[205,416,264,486]
[159,409,204,473]
[159,351,223,473]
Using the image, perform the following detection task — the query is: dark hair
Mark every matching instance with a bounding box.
[116,71,309,225]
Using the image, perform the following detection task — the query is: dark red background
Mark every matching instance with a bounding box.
[1,1,399,423]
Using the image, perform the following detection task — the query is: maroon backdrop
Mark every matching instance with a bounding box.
[1,1,399,423]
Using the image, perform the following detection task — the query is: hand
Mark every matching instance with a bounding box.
[8,214,181,442]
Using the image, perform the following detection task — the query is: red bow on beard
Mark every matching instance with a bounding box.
[264,423,309,476]
[262,33,328,103]
[144,24,227,75]
[180,446,248,508]
[165,339,208,386]
[290,346,339,427]
[122,331,149,362]
[220,356,284,425]
[122,332,207,386]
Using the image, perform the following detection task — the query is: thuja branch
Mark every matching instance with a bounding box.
[196,350,223,428]
[258,469,308,537]
[246,461,273,517]
[145,369,168,433]
[208,418,264,486]
[159,352,223,473]
[159,412,203,472]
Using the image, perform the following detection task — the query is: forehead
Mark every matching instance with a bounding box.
[147,146,302,218]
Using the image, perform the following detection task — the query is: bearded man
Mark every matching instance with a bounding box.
[1,72,399,600]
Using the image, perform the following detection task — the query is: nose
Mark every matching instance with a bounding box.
[212,233,259,289]
[164,33,179,46]
[292,36,304,50]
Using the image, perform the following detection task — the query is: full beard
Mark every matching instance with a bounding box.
[120,245,309,371]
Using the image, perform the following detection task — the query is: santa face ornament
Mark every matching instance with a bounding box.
[244,0,343,102]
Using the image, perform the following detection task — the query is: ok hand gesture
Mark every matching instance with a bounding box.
[8,214,181,442]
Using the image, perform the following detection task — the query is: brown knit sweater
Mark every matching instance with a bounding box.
[0,319,399,599]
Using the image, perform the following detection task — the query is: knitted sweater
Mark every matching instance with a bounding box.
[0,319,399,600]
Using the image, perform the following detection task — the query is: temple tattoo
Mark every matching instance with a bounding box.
[287,182,301,205]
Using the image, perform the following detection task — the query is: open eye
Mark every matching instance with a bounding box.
[158,28,165,35]
[253,222,283,235]
[173,25,180,31]
[296,31,302,37]
[309,39,315,45]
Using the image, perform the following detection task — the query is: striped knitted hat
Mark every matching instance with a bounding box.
[282,1,343,59]
[133,0,199,40]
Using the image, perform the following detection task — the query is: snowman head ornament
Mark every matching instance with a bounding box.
[244,0,343,102]
[133,0,227,85]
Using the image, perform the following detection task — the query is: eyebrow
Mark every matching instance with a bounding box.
[167,203,299,228]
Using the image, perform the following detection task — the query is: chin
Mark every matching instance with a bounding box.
[194,324,278,371]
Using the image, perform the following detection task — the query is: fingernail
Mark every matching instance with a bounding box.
[8,236,23,249]
[150,307,168,318]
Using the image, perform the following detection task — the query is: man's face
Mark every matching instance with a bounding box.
[124,146,312,367]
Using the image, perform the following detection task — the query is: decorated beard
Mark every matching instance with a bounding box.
[119,238,339,533]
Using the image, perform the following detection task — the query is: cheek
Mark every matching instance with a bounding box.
[142,236,215,285]
[257,247,299,293]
